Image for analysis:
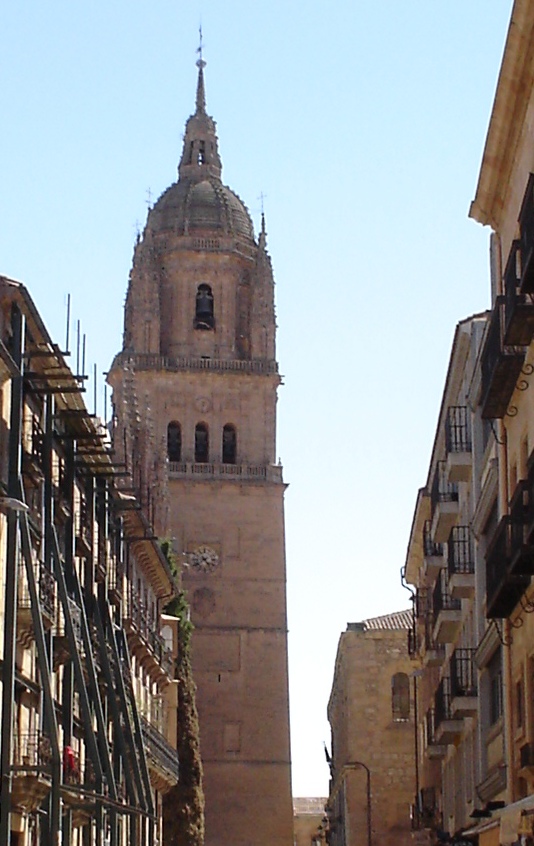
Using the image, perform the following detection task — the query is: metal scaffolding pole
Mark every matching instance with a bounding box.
[0,305,24,846]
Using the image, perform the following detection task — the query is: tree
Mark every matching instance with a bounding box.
[161,541,205,846]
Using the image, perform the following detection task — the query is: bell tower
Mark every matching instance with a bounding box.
[109,57,293,846]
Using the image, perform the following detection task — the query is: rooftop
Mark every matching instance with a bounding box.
[347,609,412,632]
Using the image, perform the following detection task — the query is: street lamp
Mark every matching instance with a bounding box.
[345,761,372,846]
[328,760,372,846]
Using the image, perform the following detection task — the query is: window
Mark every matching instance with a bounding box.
[392,672,410,721]
[222,424,237,464]
[194,284,215,330]
[195,423,209,463]
[488,649,503,725]
[167,422,181,462]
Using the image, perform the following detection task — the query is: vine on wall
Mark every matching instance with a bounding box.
[161,540,205,846]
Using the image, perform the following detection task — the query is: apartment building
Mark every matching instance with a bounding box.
[404,314,495,843]
[0,276,179,846]
[404,3,534,845]
[467,1,534,842]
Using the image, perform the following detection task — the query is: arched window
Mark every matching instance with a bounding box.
[194,284,215,330]
[222,424,237,464]
[167,422,181,462]
[392,672,410,721]
[195,423,209,463]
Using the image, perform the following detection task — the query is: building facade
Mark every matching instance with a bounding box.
[404,314,496,843]
[326,611,416,846]
[293,797,328,846]
[469,0,534,841]
[108,59,293,846]
[403,3,534,844]
[0,276,179,846]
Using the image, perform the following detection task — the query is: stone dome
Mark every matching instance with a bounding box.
[146,177,255,241]
[144,61,255,243]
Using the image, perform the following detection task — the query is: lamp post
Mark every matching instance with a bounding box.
[346,761,372,846]
[328,760,372,846]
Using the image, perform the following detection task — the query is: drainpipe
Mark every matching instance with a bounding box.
[498,418,514,805]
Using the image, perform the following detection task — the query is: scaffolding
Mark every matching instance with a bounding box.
[0,279,179,846]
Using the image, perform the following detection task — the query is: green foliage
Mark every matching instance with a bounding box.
[160,540,204,846]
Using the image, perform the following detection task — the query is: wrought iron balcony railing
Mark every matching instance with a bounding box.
[432,569,461,616]
[415,587,430,619]
[140,715,179,783]
[425,708,438,746]
[126,591,174,676]
[423,521,443,559]
[519,173,534,293]
[12,731,52,770]
[480,297,526,419]
[445,406,471,454]
[448,526,474,575]
[18,559,56,620]
[434,677,454,728]
[450,648,477,698]
[503,240,534,345]
[430,461,458,517]
[485,516,529,618]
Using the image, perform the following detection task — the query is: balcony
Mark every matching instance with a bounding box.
[168,461,283,484]
[450,648,478,716]
[504,240,534,344]
[11,731,52,814]
[434,677,464,744]
[431,461,459,543]
[140,715,179,793]
[508,480,534,576]
[445,406,472,483]
[448,526,475,599]
[480,297,526,419]
[432,569,461,644]
[425,709,446,759]
[125,592,174,680]
[421,614,446,667]
[519,173,534,293]
[423,520,444,579]
[486,516,530,619]
[17,560,56,648]
[415,587,429,620]
[411,787,438,831]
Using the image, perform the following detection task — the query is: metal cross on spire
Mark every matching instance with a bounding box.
[196,24,206,69]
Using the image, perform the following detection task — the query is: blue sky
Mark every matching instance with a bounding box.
[1,0,513,797]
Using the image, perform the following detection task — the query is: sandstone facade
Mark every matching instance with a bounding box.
[327,612,416,846]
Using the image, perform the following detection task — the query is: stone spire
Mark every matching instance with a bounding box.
[178,54,222,182]
[196,59,206,114]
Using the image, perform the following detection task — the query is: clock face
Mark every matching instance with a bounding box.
[190,545,219,573]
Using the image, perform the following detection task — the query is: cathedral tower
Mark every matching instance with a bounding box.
[109,59,293,846]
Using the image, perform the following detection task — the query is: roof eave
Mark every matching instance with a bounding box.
[470,0,534,230]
